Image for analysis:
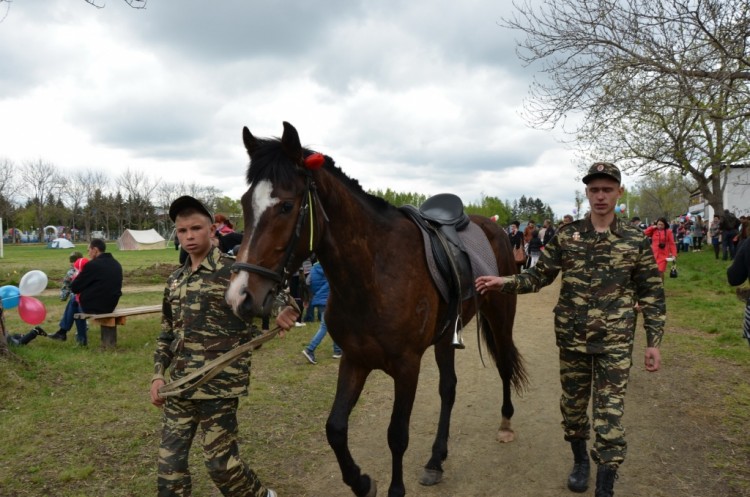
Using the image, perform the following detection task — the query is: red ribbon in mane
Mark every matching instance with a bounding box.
[304,153,325,170]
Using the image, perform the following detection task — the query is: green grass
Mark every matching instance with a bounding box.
[0,243,342,496]
[1,244,749,495]
[658,247,750,492]
[0,242,179,288]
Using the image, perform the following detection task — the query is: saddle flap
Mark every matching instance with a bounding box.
[419,193,469,229]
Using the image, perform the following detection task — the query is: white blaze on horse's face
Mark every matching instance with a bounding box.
[249,179,279,233]
[225,179,280,314]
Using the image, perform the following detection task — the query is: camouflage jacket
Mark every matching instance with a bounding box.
[152,246,252,399]
[501,215,665,353]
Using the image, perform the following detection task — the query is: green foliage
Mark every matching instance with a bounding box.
[368,188,427,207]
[510,195,554,223]
[465,195,513,225]
[213,196,244,231]
[632,170,696,223]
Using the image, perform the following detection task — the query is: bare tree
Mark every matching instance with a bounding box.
[0,158,19,229]
[503,0,750,213]
[20,159,63,241]
[72,170,109,240]
[115,168,160,229]
[0,158,18,201]
[505,0,750,124]
[579,73,750,212]
[0,0,146,18]
[83,0,146,8]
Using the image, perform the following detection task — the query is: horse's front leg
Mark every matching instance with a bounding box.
[420,338,456,486]
[326,358,376,497]
[386,359,421,497]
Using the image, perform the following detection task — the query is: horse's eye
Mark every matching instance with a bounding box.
[280,201,294,214]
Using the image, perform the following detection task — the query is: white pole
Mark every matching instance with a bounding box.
[0,217,4,258]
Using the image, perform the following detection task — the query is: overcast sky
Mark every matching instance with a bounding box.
[0,0,594,219]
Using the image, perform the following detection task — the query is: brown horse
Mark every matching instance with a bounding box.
[226,122,527,497]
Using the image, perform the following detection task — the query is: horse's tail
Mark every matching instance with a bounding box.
[478,312,529,395]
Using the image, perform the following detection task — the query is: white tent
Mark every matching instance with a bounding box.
[48,238,75,249]
[117,229,167,250]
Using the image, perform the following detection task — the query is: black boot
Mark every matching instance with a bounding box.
[48,329,67,341]
[594,464,618,497]
[567,439,590,492]
[33,326,47,337]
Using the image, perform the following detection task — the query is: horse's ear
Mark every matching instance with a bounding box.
[281,121,303,163]
[242,126,260,155]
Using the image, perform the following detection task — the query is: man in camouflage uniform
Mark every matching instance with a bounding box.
[149,196,277,497]
[476,162,665,497]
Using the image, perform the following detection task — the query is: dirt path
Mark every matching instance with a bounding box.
[301,278,739,497]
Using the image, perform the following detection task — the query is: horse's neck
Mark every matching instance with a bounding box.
[314,171,399,284]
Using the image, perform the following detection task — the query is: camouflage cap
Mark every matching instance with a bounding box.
[169,195,214,223]
[582,161,621,184]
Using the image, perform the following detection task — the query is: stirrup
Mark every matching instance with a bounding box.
[452,319,465,349]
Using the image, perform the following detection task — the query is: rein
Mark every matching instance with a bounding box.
[158,297,301,398]
[157,326,284,398]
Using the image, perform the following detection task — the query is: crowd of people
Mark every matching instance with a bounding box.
[632,210,747,261]
[507,208,747,287]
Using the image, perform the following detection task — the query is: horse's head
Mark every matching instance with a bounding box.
[226,121,327,321]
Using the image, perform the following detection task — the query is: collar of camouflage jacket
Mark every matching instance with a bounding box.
[577,214,626,238]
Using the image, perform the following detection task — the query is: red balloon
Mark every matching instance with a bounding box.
[18,296,47,325]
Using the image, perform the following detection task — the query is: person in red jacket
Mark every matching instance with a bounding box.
[644,217,677,280]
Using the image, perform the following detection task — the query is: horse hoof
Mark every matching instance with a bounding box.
[364,479,377,497]
[496,428,515,443]
[496,416,515,443]
[419,468,443,486]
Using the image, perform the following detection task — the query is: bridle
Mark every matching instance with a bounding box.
[230,165,326,292]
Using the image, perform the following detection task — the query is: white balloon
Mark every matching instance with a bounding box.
[19,270,49,297]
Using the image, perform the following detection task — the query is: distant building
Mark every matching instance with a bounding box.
[689,164,749,220]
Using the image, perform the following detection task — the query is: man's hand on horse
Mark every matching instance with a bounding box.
[475,275,506,295]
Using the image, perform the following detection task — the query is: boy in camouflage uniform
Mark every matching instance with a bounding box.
[149,196,277,497]
[476,162,665,497]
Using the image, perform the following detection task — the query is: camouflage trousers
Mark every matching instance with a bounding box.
[559,345,633,466]
[158,396,267,497]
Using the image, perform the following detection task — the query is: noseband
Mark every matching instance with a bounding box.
[231,170,320,290]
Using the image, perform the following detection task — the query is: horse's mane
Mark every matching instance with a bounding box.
[245,137,394,215]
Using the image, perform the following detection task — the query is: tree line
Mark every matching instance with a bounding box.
[1,155,695,244]
[0,158,240,242]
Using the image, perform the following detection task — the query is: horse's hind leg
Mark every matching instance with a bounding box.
[327,360,377,497]
[479,307,526,443]
[420,338,456,486]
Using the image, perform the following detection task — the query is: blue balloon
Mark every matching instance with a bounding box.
[0,285,21,310]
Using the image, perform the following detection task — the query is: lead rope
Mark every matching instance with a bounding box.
[158,297,301,398]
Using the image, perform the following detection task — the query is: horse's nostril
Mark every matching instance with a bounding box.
[241,290,253,309]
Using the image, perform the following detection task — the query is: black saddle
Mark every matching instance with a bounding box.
[401,194,474,343]
[419,193,470,227]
